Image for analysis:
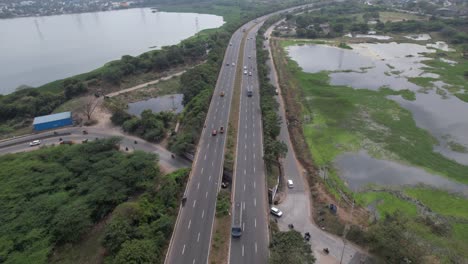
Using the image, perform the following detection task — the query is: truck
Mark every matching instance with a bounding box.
[247,85,253,97]
[231,202,243,238]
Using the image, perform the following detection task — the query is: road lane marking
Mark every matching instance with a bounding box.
[244,184,246,191]
[207,143,210,148]
[255,242,258,253]
[245,144,247,149]
[244,169,246,175]
[242,245,245,257]
[255,218,257,228]
[197,232,200,242]
[245,133,247,139]
[202,210,205,219]
[201,167,204,174]
[254,181,256,189]
[254,167,256,173]
[253,143,256,147]
[254,198,256,207]
[182,244,186,255]
[204,154,207,160]
[193,259,196,264]
[206,191,208,198]
[188,220,191,229]
[197,182,200,189]
[244,155,247,161]
[212,161,214,167]
[193,200,197,208]
[209,175,211,181]
[253,153,256,159]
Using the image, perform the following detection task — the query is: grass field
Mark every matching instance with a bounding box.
[357,191,418,218]
[379,11,426,22]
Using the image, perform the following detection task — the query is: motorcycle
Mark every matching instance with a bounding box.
[323,248,329,255]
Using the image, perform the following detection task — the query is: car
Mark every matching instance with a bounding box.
[59,140,74,145]
[275,89,279,95]
[287,179,294,188]
[220,126,224,133]
[248,55,251,59]
[212,129,217,136]
[29,140,41,146]
[230,42,233,46]
[243,66,247,70]
[244,70,247,75]
[220,91,225,97]
[248,72,252,76]
[271,207,283,217]
[226,62,230,66]
[232,62,236,66]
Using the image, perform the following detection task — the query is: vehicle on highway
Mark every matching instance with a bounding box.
[287,179,294,188]
[220,91,225,97]
[230,42,233,46]
[220,126,224,133]
[248,71,252,76]
[232,62,236,66]
[29,140,41,146]
[270,207,283,217]
[243,66,247,70]
[248,55,251,59]
[275,89,279,95]
[212,129,217,136]
[244,70,247,75]
[226,62,230,66]
[231,202,243,238]
[247,86,253,97]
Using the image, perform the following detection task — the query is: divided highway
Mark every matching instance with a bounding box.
[229,22,269,264]
[165,4,316,264]
[164,24,243,264]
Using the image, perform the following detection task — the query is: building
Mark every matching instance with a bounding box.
[33,112,73,131]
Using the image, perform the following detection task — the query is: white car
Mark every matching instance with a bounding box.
[287,179,294,188]
[244,66,247,70]
[232,62,236,66]
[271,207,283,217]
[29,140,41,146]
[248,72,252,76]
[244,70,247,75]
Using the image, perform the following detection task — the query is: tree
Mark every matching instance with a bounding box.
[51,202,92,243]
[269,231,315,264]
[114,240,158,264]
[84,96,100,120]
[64,79,87,100]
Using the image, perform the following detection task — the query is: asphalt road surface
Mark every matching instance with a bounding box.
[229,22,269,264]
[0,127,190,172]
[164,24,242,264]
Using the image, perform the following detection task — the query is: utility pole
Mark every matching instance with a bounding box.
[340,200,355,264]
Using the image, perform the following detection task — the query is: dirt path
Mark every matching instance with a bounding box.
[106,70,187,98]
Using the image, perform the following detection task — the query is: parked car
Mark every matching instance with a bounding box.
[287,179,294,188]
[212,129,217,136]
[29,140,41,146]
[271,207,283,217]
[220,126,224,133]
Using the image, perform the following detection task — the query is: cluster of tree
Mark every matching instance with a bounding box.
[0,138,159,263]
[256,21,288,168]
[0,88,65,123]
[346,211,429,263]
[269,230,316,264]
[102,168,189,263]
[111,109,174,143]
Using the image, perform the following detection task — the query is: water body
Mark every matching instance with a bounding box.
[127,94,184,117]
[287,43,468,165]
[335,151,468,197]
[0,9,224,94]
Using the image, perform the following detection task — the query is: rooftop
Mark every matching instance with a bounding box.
[33,111,72,125]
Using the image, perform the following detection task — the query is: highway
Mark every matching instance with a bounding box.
[0,127,190,172]
[229,22,269,264]
[164,22,243,264]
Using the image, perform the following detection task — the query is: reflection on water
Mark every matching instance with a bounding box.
[335,151,468,196]
[127,94,183,117]
[0,9,224,94]
[288,43,468,164]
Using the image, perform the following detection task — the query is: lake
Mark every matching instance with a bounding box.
[127,94,184,117]
[0,8,224,94]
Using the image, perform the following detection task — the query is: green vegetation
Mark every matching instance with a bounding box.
[338,42,352,49]
[279,43,468,184]
[355,189,468,262]
[216,190,231,217]
[257,19,288,171]
[111,109,174,143]
[455,93,468,103]
[379,11,425,22]
[269,230,315,264]
[102,168,189,263]
[0,138,159,263]
[357,191,418,217]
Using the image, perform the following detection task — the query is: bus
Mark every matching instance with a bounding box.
[231,202,243,238]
